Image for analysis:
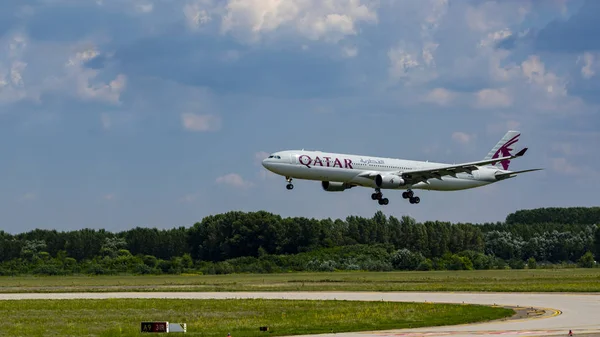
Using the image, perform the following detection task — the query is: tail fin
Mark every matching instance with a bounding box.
[484,130,521,170]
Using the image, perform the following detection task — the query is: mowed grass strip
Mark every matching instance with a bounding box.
[0,298,513,337]
[1,269,600,293]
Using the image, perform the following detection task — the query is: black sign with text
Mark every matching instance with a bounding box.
[141,322,167,333]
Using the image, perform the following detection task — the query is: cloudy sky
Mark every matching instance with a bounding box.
[1,0,599,233]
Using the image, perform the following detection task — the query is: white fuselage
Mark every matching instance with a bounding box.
[262,150,508,191]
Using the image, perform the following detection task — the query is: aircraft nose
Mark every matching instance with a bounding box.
[262,157,276,171]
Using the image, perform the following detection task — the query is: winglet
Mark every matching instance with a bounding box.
[515,147,528,157]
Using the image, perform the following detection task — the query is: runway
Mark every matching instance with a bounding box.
[1,291,598,337]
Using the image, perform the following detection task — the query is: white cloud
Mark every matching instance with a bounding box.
[422,0,448,34]
[465,6,495,32]
[451,132,475,144]
[1,33,127,105]
[342,46,358,58]
[478,28,512,48]
[422,88,455,106]
[387,48,420,80]
[474,88,513,108]
[514,55,588,115]
[421,42,439,67]
[381,0,448,86]
[216,173,253,188]
[0,67,28,104]
[521,55,566,98]
[67,48,98,69]
[460,25,580,116]
[10,60,27,87]
[184,1,213,31]
[91,0,157,15]
[465,1,530,33]
[463,50,585,115]
[135,3,153,13]
[8,34,27,58]
[64,48,127,104]
[219,0,378,44]
[577,52,596,79]
[472,28,523,85]
[0,34,32,104]
[488,49,521,83]
[181,113,221,132]
[387,43,439,84]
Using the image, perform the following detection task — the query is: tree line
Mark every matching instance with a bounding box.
[0,207,598,276]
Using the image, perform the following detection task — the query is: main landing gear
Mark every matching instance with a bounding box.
[370,189,420,205]
[402,190,420,204]
[285,177,294,190]
[371,188,389,205]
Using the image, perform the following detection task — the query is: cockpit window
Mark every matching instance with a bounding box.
[268,155,281,159]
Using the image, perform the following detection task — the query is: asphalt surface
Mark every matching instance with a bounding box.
[0,291,598,337]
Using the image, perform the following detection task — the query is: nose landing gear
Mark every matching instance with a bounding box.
[285,177,294,190]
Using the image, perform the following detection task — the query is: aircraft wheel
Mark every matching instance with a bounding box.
[402,192,408,199]
[413,196,420,204]
[286,184,294,190]
[378,198,389,205]
[371,193,378,200]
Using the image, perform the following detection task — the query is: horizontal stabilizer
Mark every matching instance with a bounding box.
[495,168,543,180]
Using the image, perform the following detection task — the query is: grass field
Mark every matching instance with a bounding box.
[0,298,514,337]
[1,269,600,293]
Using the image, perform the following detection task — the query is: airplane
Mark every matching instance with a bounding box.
[261,130,542,205]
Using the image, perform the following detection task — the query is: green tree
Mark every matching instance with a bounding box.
[391,248,425,270]
[578,251,596,268]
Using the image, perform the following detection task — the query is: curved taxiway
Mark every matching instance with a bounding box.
[0,291,598,337]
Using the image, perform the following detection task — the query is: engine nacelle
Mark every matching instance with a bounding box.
[375,174,405,189]
[321,181,352,192]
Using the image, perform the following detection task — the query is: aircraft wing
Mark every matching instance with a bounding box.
[356,148,530,183]
[358,148,527,184]
[386,148,530,184]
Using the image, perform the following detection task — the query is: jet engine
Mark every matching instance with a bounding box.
[321,181,353,192]
[375,174,405,189]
